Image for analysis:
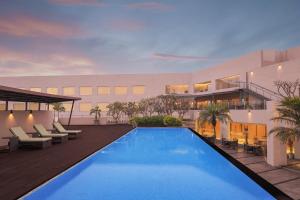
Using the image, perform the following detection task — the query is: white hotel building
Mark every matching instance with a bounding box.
[0,45,300,166]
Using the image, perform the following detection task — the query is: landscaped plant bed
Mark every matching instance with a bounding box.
[130,115,182,127]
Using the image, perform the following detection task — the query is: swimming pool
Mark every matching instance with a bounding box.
[23,128,277,200]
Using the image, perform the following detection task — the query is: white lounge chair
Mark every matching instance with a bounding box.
[53,122,82,139]
[34,124,68,143]
[9,127,52,149]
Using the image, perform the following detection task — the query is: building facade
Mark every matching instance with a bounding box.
[0,46,300,166]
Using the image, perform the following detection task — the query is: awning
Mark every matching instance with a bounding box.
[0,85,81,103]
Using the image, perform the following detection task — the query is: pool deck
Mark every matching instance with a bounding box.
[0,124,133,200]
[217,144,300,200]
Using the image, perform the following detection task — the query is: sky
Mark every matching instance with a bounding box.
[0,0,300,76]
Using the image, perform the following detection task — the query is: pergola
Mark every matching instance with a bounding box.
[0,85,81,126]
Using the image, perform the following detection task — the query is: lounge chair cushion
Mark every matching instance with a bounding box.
[53,122,82,133]
[34,124,68,137]
[9,127,51,142]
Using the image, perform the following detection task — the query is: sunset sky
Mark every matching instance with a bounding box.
[0,0,300,76]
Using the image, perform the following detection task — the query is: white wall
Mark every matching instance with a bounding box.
[0,111,53,146]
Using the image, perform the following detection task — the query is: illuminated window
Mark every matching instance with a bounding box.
[0,102,6,111]
[98,86,110,95]
[97,103,109,112]
[194,81,211,93]
[165,84,189,94]
[30,88,42,92]
[132,85,145,95]
[80,87,93,96]
[79,103,92,112]
[28,103,39,111]
[230,122,267,145]
[216,75,240,90]
[63,103,72,112]
[49,104,54,111]
[47,87,58,95]
[13,103,26,110]
[115,86,127,95]
[63,87,75,96]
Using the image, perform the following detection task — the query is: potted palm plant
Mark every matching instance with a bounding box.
[52,102,65,122]
[269,97,300,159]
[90,106,101,125]
[198,103,232,143]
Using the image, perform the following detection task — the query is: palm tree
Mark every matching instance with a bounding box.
[90,106,102,124]
[269,97,300,159]
[198,103,232,141]
[52,102,65,121]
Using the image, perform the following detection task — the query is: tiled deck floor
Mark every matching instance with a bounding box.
[217,144,300,200]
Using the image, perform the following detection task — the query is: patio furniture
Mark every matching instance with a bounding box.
[222,138,238,149]
[9,127,52,149]
[244,143,263,156]
[1,136,19,152]
[53,122,82,139]
[34,124,68,143]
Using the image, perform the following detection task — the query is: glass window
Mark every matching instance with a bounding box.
[97,103,109,112]
[98,86,110,95]
[80,87,93,96]
[49,104,54,111]
[132,85,145,95]
[28,103,39,110]
[0,102,6,111]
[79,103,92,112]
[47,87,58,95]
[216,75,240,90]
[165,84,189,94]
[63,103,72,112]
[63,87,75,96]
[194,81,211,93]
[30,88,42,92]
[115,86,127,95]
[13,103,26,110]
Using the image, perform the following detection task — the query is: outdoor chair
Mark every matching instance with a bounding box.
[33,124,68,143]
[53,122,82,139]
[9,127,52,149]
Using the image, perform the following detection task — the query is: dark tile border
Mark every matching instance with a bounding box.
[188,128,292,200]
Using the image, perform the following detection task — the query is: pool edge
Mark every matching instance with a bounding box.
[188,128,292,200]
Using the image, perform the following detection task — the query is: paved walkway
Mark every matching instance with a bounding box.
[217,144,300,200]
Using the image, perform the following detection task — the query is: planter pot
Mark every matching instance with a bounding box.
[94,120,100,125]
[287,153,295,160]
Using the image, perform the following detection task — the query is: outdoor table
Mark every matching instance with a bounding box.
[2,136,19,152]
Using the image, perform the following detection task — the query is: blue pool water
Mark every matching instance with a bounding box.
[24,128,275,200]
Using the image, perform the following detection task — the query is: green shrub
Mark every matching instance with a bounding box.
[130,116,165,127]
[163,116,182,127]
[130,115,182,127]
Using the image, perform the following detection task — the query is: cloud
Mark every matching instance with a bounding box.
[126,2,174,11]
[153,53,213,61]
[0,47,97,76]
[49,0,105,6]
[0,15,81,38]
[109,19,145,32]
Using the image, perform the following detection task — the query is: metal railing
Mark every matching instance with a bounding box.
[235,81,281,101]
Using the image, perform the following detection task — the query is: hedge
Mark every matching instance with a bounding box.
[130,115,182,127]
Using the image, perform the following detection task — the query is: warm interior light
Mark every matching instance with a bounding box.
[8,110,14,120]
[277,65,282,70]
[250,71,254,76]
